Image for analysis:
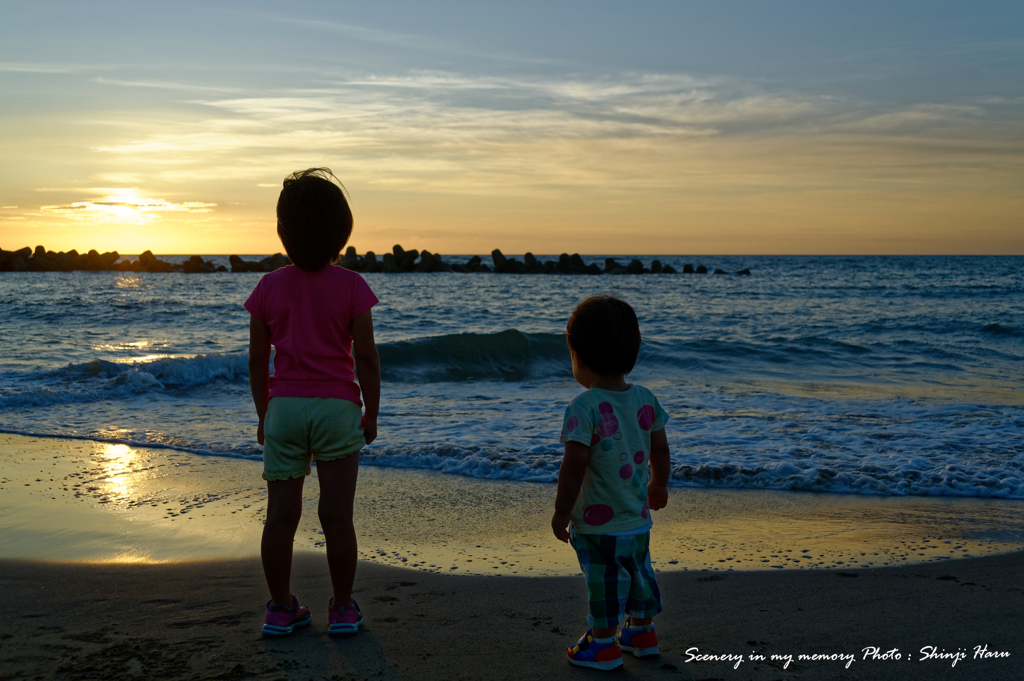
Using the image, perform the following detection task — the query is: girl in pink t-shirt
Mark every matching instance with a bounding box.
[244,168,380,637]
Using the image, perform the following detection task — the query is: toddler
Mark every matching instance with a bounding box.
[552,295,670,670]
[245,168,380,637]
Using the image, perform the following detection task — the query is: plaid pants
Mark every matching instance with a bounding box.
[570,525,663,629]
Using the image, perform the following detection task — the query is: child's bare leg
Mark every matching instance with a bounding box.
[592,626,617,638]
[629,617,653,626]
[262,476,306,605]
[316,453,360,604]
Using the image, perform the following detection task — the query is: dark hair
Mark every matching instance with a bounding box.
[566,295,641,376]
[276,168,353,271]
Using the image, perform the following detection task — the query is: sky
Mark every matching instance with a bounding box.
[1,1,1022,255]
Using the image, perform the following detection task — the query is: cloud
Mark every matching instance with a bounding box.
[828,103,987,134]
[92,77,247,95]
[39,189,215,224]
[94,70,784,157]
[78,66,1023,200]
[0,62,79,74]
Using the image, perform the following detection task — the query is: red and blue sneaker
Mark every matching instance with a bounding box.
[261,596,312,636]
[617,622,659,657]
[328,598,363,635]
[566,629,623,670]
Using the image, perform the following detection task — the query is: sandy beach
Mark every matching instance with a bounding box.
[1,552,1021,680]
[1,433,1022,679]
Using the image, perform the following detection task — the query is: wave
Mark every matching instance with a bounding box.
[355,444,1024,499]
[0,330,570,410]
[41,329,570,386]
[378,329,570,381]
[2,324,1013,413]
[667,461,1022,498]
[379,330,895,381]
[360,443,565,481]
[51,353,250,387]
[0,353,249,411]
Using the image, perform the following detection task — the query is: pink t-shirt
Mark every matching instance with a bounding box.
[243,265,378,404]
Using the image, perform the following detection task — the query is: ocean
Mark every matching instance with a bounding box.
[1,255,1022,500]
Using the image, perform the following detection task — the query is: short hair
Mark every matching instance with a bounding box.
[276,168,353,271]
[566,295,641,376]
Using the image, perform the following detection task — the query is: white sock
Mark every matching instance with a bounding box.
[592,635,616,644]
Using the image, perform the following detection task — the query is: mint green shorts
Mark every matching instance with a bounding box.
[263,397,365,481]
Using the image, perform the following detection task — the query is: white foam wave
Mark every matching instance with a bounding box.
[0,427,263,461]
[2,379,1021,500]
[0,353,250,410]
[360,443,563,482]
[658,392,1024,499]
[356,441,1022,498]
[668,461,1022,498]
[139,353,249,387]
[52,353,250,388]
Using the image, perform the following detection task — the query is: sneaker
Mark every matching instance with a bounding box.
[566,629,623,670]
[328,598,363,635]
[261,596,312,636]
[617,622,659,657]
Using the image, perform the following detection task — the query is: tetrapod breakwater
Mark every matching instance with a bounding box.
[0,244,751,276]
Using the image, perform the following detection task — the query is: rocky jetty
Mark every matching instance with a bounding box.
[345,245,456,273]
[337,246,743,275]
[229,254,290,273]
[0,245,279,273]
[0,246,124,272]
[0,244,751,275]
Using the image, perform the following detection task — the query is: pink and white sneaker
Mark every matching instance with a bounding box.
[261,596,312,636]
[328,598,363,635]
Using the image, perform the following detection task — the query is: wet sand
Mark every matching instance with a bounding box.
[3,433,1023,573]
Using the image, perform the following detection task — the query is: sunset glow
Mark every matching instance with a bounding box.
[2,2,1022,255]
[39,189,216,225]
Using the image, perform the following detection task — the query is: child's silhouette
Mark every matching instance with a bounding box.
[552,295,671,670]
[245,168,380,637]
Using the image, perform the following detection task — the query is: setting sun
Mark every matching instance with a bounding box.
[39,189,215,227]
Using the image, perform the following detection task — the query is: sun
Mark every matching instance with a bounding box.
[40,188,216,226]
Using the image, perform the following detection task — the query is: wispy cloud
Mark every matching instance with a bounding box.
[0,62,80,74]
[39,189,215,224]
[81,66,1024,200]
[92,77,247,95]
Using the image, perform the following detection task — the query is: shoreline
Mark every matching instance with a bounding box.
[3,433,1024,574]
[1,551,1020,680]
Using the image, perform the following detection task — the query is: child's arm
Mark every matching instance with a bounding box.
[648,428,671,510]
[248,316,272,445]
[352,309,380,445]
[551,441,590,542]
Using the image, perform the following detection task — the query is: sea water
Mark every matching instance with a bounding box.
[1,255,1021,499]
